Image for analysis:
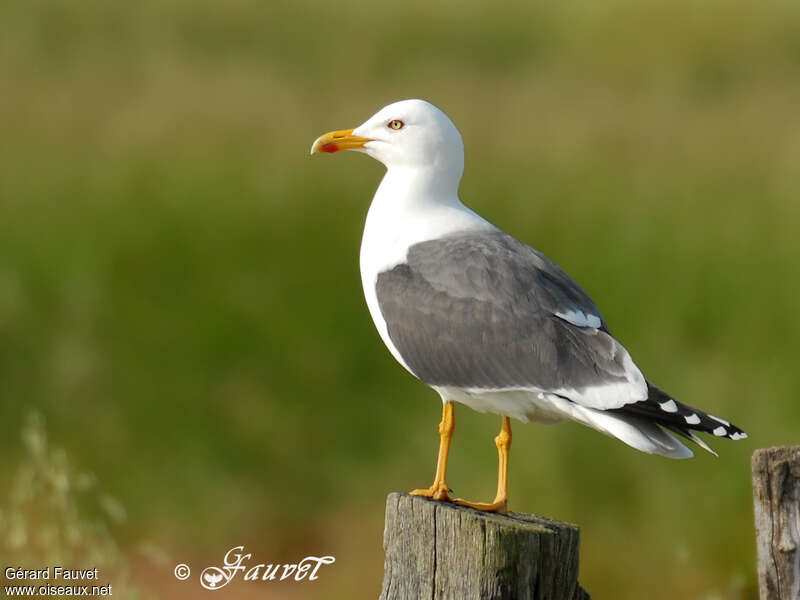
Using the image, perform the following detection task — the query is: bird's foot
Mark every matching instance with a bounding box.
[409,485,508,514]
[452,496,508,514]
[409,482,452,502]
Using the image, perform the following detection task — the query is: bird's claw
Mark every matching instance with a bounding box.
[409,483,453,502]
[409,486,508,513]
[452,496,508,514]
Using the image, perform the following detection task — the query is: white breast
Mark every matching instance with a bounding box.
[358,171,492,375]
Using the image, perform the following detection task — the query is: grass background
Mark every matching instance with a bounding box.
[1,0,799,597]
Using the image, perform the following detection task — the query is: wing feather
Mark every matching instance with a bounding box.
[375,229,646,409]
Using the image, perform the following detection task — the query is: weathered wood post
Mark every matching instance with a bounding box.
[379,493,590,599]
[752,446,800,600]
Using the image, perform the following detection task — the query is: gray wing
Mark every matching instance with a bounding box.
[375,229,647,409]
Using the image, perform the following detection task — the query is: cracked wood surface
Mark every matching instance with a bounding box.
[753,446,800,600]
[379,493,590,600]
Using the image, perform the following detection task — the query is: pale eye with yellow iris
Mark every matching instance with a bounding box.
[388,119,404,130]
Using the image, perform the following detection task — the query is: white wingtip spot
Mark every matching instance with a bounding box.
[709,415,730,427]
[712,426,727,437]
[731,432,748,441]
[555,310,602,329]
[659,399,678,413]
[684,413,701,425]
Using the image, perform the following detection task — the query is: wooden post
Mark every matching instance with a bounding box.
[379,493,589,600]
[752,446,800,600]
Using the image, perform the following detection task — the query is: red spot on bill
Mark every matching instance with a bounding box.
[319,143,339,153]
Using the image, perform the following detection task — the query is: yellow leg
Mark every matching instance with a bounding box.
[409,402,455,501]
[454,416,511,514]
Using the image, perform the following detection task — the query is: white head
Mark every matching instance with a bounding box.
[311,99,464,184]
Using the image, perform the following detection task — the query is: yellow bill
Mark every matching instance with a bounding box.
[310,129,372,155]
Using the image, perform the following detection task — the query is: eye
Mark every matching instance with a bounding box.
[388,119,404,130]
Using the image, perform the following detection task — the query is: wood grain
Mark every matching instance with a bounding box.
[753,446,800,600]
[379,493,589,600]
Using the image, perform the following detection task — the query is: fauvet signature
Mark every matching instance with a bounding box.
[198,546,335,590]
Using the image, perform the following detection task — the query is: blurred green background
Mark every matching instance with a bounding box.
[1,0,799,597]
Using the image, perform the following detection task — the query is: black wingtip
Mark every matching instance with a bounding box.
[610,381,747,447]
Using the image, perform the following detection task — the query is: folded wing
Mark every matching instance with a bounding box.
[375,229,647,409]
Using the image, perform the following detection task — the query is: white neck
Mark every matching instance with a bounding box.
[375,164,462,203]
[359,165,492,283]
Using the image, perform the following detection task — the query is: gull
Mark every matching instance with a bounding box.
[310,99,746,513]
